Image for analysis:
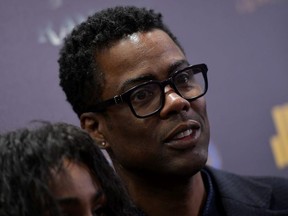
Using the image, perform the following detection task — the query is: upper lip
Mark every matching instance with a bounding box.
[164,120,201,143]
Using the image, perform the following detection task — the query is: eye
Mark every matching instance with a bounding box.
[130,85,156,104]
[175,72,191,85]
[132,90,153,101]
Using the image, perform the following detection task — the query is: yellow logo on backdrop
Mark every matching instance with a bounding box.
[270,103,288,169]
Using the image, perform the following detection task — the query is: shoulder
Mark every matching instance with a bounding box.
[204,166,288,210]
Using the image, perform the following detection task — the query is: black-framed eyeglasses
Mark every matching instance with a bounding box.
[86,64,208,118]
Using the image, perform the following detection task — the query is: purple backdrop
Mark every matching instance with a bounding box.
[1,0,287,177]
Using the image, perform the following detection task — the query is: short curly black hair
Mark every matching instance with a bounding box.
[58,6,183,117]
[0,122,143,216]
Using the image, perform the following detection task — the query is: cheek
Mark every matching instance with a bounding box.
[191,97,208,120]
[104,113,149,147]
[104,114,160,167]
[191,97,210,135]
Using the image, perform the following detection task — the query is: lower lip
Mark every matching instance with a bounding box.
[164,129,201,150]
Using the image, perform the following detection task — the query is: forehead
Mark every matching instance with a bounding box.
[95,29,186,98]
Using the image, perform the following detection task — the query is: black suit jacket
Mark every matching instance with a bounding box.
[206,167,288,216]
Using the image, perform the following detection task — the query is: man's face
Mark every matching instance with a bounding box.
[49,160,107,216]
[93,29,210,177]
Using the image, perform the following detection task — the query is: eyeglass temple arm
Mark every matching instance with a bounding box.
[86,95,123,112]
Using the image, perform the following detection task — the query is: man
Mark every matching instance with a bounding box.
[58,6,288,216]
[0,122,143,216]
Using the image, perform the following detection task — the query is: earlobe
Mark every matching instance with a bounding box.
[80,112,110,149]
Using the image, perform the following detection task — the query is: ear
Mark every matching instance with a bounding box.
[80,112,110,149]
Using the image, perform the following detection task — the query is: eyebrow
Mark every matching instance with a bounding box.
[56,190,104,206]
[119,59,189,92]
[166,59,189,76]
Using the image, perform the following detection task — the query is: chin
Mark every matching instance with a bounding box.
[169,154,208,178]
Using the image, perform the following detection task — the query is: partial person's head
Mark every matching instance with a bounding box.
[0,122,141,216]
[59,6,210,179]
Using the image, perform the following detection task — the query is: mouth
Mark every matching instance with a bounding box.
[164,121,201,149]
[173,128,194,139]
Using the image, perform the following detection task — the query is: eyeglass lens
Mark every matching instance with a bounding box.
[129,67,205,117]
[130,83,163,117]
[174,68,205,99]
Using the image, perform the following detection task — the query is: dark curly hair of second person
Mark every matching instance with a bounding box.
[58,6,183,117]
[0,122,144,216]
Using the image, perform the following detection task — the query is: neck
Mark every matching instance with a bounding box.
[115,165,207,216]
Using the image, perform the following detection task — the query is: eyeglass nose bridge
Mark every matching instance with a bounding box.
[159,77,181,96]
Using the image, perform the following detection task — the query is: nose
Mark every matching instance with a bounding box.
[159,85,190,118]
